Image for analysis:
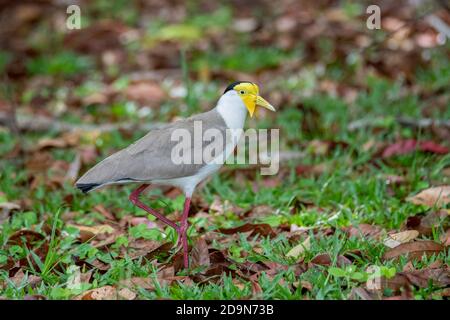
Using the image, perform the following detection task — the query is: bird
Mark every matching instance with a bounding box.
[75,81,276,269]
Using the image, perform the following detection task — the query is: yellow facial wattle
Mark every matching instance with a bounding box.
[233,82,276,117]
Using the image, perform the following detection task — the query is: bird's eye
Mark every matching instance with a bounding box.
[239,90,245,94]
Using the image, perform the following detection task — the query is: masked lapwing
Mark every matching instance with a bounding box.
[75,81,276,268]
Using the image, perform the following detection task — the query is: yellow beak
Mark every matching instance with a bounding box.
[256,95,276,112]
[242,94,276,117]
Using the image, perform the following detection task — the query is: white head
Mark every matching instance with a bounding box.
[216,81,276,129]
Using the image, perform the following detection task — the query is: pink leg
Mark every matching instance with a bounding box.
[129,184,191,269]
[129,184,179,230]
[178,197,191,269]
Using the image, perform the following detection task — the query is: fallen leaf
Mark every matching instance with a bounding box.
[125,81,166,105]
[383,230,419,248]
[127,241,172,260]
[87,259,110,271]
[35,138,68,150]
[405,210,448,235]
[23,295,47,300]
[440,229,450,246]
[11,269,41,288]
[407,186,450,208]
[232,278,246,291]
[63,20,130,54]
[7,229,45,247]
[366,273,412,294]
[403,268,450,288]
[382,139,449,158]
[130,217,158,229]
[402,261,415,272]
[75,285,117,300]
[286,236,311,259]
[209,197,245,215]
[295,163,328,177]
[419,141,449,154]
[92,233,122,249]
[383,240,444,261]
[344,223,383,240]
[0,201,20,224]
[117,288,136,300]
[349,287,377,300]
[119,277,155,290]
[69,224,115,235]
[218,223,275,237]
[309,253,352,267]
[191,238,211,268]
[435,288,450,298]
[293,280,313,292]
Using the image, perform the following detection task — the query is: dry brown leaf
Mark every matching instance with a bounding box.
[23,295,47,300]
[117,288,136,300]
[88,259,110,271]
[383,240,444,261]
[344,223,383,240]
[209,197,244,215]
[407,186,450,208]
[75,286,117,300]
[191,238,211,268]
[92,233,122,249]
[309,253,352,267]
[349,287,378,300]
[130,217,158,229]
[293,280,313,292]
[11,269,41,288]
[405,210,448,236]
[286,236,310,259]
[69,224,115,235]
[0,201,20,224]
[232,278,246,291]
[384,230,419,248]
[441,229,450,246]
[403,268,450,288]
[7,229,45,247]
[218,223,275,238]
[35,138,68,150]
[366,273,412,294]
[125,81,166,105]
[126,240,170,260]
[0,202,20,212]
[119,277,155,290]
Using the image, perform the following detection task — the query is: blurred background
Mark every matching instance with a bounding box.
[0,0,449,300]
[1,0,449,191]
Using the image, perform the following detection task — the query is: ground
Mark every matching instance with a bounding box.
[0,0,449,300]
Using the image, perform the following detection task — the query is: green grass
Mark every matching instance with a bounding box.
[0,1,449,300]
[1,68,449,298]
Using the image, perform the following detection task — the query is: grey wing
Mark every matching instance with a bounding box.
[75,109,228,192]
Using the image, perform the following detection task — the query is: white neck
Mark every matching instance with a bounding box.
[216,91,248,129]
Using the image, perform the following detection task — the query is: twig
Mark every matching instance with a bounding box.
[396,117,450,130]
[0,111,165,133]
[348,116,450,131]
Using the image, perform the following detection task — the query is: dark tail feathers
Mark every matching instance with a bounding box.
[76,183,100,194]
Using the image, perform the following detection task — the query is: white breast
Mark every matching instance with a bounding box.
[216,91,248,129]
[152,91,248,196]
